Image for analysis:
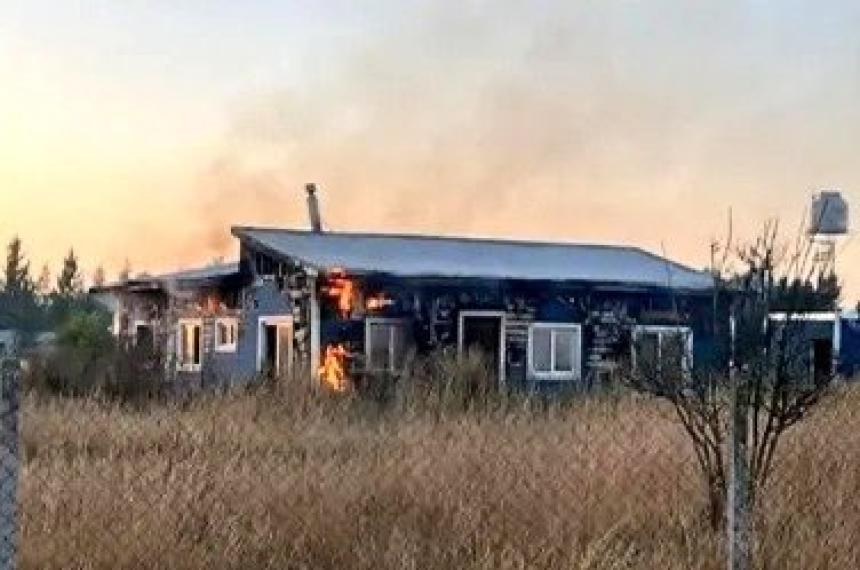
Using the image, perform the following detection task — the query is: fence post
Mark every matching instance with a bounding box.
[0,355,19,570]
[728,313,751,570]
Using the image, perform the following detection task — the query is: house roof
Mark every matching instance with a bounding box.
[91,262,240,293]
[154,263,240,284]
[232,227,714,291]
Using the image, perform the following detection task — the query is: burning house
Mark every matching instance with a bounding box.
[94,185,721,390]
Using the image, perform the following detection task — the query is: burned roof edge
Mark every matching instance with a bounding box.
[89,262,240,295]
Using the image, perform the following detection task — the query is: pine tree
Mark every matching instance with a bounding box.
[1,236,38,332]
[56,248,83,298]
[4,236,32,296]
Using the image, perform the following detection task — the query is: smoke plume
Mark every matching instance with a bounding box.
[189,1,860,281]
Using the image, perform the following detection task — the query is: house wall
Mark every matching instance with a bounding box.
[233,279,294,383]
[236,244,313,378]
[839,318,860,378]
[303,270,717,390]
[172,280,298,388]
[104,243,718,393]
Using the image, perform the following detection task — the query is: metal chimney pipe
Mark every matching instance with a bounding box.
[306,183,322,232]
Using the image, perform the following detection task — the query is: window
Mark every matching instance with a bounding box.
[365,318,410,372]
[134,322,154,349]
[215,318,238,352]
[528,323,582,381]
[177,320,203,372]
[632,326,693,374]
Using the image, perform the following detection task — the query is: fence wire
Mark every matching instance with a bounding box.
[0,357,19,570]
[4,365,860,569]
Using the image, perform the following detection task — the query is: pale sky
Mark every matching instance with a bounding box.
[2,1,860,299]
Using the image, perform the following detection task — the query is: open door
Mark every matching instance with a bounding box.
[258,317,294,378]
[459,311,506,383]
[812,338,833,382]
[278,322,294,378]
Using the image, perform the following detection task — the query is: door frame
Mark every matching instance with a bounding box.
[257,315,294,376]
[176,318,204,373]
[457,310,507,385]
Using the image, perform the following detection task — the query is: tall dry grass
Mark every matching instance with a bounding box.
[17,368,860,569]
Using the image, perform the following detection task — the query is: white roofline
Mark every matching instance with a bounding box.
[769,310,860,322]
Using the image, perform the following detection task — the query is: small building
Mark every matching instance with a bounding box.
[769,311,860,380]
[93,189,719,390]
[0,329,17,358]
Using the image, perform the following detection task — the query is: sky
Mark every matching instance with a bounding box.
[2,1,860,299]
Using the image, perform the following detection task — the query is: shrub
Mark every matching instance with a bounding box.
[23,309,163,404]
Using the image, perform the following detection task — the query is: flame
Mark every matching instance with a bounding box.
[319,343,349,392]
[201,293,222,315]
[323,268,356,318]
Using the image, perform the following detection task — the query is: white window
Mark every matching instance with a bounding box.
[215,317,238,353]
[528,323,582,381]
[365,318,410,372]
[177,319,203,372]
[632,325,693,373]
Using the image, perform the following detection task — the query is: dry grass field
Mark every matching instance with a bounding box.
[16,377,860,570]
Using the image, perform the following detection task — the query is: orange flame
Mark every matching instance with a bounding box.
[201,293,222,315]
[319,344,348,392]
[324,268,356,318]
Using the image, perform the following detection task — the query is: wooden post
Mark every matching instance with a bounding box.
[728,313,751,570]
[309,274,321,387]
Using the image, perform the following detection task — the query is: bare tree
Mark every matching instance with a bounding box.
[629,218,838,530]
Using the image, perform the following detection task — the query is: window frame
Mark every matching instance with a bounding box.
[176,318,203,373]
[133,320,155,349]
[527,322,582,381]
[214,317,239,353]
[631,325,694,373]
[457,310,507,385]
[364,317,411,373]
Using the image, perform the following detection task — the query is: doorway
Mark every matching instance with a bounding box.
[257,316,294,378]
[458,311,506,383]
[812,338,833,381]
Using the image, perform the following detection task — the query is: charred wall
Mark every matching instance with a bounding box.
[312,273,717,387]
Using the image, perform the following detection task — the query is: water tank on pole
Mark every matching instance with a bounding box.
[809,191,849,236]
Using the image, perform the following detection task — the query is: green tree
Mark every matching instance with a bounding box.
[0,236,40,333]
[48,309,116,395]
[4,236,33,297]
[770,272,840,313]
[56,248,83,298]
[58,309,114,355]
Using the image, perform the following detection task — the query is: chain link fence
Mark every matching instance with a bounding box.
[0,355,19,570]
[1,357,859,568]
